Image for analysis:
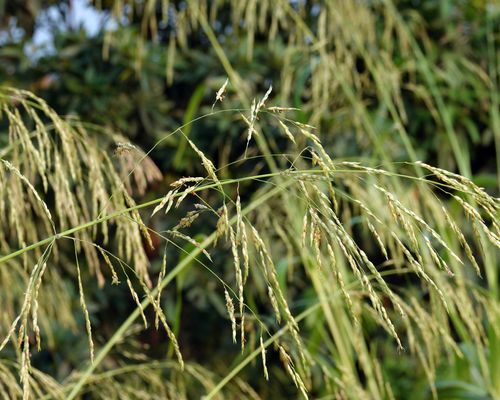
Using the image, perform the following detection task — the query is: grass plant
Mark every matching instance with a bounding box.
[0,82,498,398]
[0,1,499,398]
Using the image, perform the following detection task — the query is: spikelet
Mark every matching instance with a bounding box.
[97,246,120,284]
[298,127,321,147]
[391,233,449,312]
[258,85,273,110]
[278,119,296,144]
[278,344,308,399]
[123,190,154,254]
[416,162,499,236]
[365,274,404,351]
[167,230,212,261]
[212,78,229,109]
[31,261,48,351]
[151,189,178,216]
[20,332,31,400]
[268,285,281,323]
[224,288,237,343]
[330,230,363,286]
[380,186,419,250]
[0,315,21,352]
[260,334,269,381]
[241,223,250,283]
[356,246,406,318]
[138,281,184,370]
[454,195,500,247]
[367,222,389,260]
[235,194,243,243]
[326,243,354,319]
[416,161,483,198]
[441,206,481,276]
[312,222,324,271]
[4,254,52,399]
[174,210,200,230]
[75,253,94,363]
[215,204,230,243]
[126,278,148,329]
[422,236,454,276]
[245,85,272,150]
[376,185,465,266]
[240,113,259,146]
[301,210,309,248]
[171,176,205,188]
[155,249,168,329]
[1,159,53,230]
[229,226,244,348]
[267,106,300,113]
[114,142,137,156]
[186,138,218,183]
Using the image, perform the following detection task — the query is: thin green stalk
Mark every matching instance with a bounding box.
[0,172,282,266]
[0,165,469,267]
[46,268,412,399]
[384,0,471,177]
[173,82,207,167]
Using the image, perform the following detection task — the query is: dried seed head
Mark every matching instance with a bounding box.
[114,142,137,156]
[76,257,94,363]
[260,334,269,381]
[151,189,178,217]
[126,278,148,329]
[212,78,229,109]
[224,288,237,343]
[97,246,120,284]
[267,106,300,113]
[171,176,205,188]
[1,159,53,229]
[278,119,296,144]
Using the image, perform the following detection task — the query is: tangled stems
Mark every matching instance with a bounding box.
[62,181,294,399]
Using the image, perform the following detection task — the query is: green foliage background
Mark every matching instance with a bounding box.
[0,0,498,399]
